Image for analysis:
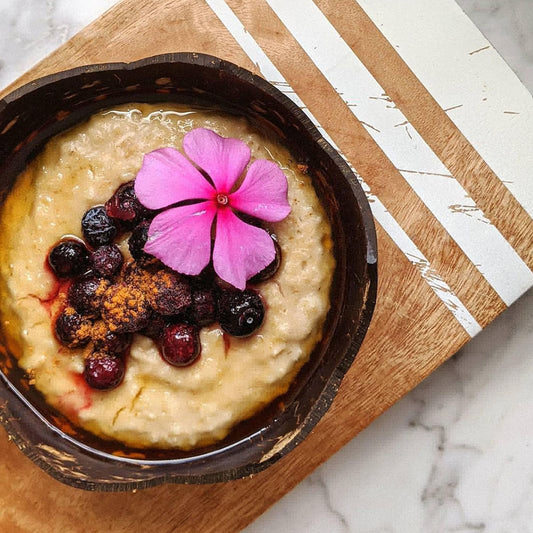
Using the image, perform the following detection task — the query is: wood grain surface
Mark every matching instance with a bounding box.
[0,0,526,531]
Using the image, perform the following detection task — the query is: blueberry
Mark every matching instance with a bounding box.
[189,287,217,327]
[54,307,92,348]
[81,206,118,248]
[122,261,153,289]
[160,323,200,367]
[194,263,216,286]
[218,289,264,337]
[147,270,191,316]
[92,322,132,354]
[140,311,168,341]
[48,240,90,279]
[101,283,151,333]
[248,236,281,284]
[83,352,125,390]
[128,220,155,265]
[68,277,109,318]
[237,212,263,228]
[105,180,152,228]
[91,244,123,278]
[214,275,236,291]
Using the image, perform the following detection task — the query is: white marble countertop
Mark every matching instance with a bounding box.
[1,1,532,531]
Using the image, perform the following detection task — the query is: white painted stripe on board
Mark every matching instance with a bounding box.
[358,0,533,220]
[205,0,482,336]
[266,0,533,306]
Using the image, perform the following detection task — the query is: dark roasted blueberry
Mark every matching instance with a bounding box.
[218,289,265,337]
[147,270,191,316]
[90,244,124,278]
[189,287,217,327]
[92,322,132,354]
[68,277,109,317]
[101,283,151,333]
[160,323,200,367]
[54,307,92,348]
[128,220,156,265]
[140,312,168,341]
[48,240,90,279]
[248,237,282,284]
[83,352,125,390]
[122,260,153,289]
[105,180,152,228]
[81,206,118,248]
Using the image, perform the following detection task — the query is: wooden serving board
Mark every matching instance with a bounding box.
[1,0,532,531]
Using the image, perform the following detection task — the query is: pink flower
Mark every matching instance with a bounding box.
[134,128,291,290]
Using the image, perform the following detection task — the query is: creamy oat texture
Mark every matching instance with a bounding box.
[0,104,335,450]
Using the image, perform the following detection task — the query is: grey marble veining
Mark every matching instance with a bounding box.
[0,1,532,532]
[250,289,533,533]
[0,0,116,88]
[458,0,533,92]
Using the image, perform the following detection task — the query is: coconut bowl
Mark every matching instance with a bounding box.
[0,53,377,490]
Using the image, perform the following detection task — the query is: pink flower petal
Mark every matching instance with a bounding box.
[229,159,291,222]
[145,201,216,275]
[183,128,251,193]
[135,148,214,210]
[213,208,275,290]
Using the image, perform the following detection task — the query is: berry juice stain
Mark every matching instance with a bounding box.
[71,372,93,410]
[39,256,72,317]
[56,372,93,423]
[223,332,231,355]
